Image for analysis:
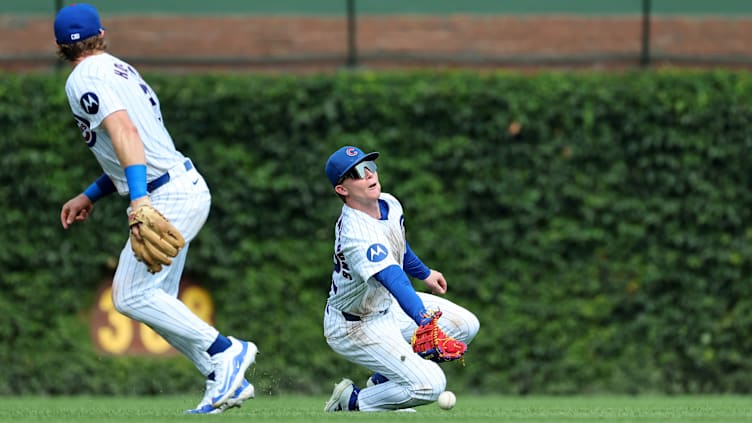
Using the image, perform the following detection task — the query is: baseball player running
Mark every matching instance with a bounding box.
[54,4,256,414]
[323,146,479,412]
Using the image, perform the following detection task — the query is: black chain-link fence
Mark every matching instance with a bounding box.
[3,0,752,72]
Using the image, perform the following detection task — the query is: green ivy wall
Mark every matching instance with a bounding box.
[1,70,751,395]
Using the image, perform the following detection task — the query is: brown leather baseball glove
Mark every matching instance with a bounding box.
[129,204,185,273]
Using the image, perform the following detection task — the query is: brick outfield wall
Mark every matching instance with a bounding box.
[2,15,752,72]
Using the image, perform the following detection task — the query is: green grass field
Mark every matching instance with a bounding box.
[0,395,750,423]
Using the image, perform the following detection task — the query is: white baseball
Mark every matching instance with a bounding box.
[437,390,456,410]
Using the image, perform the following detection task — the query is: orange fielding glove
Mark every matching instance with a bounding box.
[411,311,467,362]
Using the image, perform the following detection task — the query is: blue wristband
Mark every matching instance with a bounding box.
[83,173,116,202]
[124,164,148,201]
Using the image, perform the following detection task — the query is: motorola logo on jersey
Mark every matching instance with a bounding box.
[79,92,100,114]
[366,243,389,262]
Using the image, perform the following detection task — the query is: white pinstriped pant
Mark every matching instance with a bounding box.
[325,306,447,411]
[324,294,478,411]
[111,160,218,375]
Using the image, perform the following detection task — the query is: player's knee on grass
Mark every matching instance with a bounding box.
[408,369,446,402]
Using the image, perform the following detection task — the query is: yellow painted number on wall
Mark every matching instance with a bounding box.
[181,285,214,324]
[93,284,214,355]
[96,286,133,354]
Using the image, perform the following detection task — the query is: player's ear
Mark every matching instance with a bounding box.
[334,185,348,196]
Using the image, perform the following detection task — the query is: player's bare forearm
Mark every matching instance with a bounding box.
[103,111,152,213]
[103,110,147,169]
[104,112,152,203]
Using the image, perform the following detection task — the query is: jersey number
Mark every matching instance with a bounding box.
[331,250,352,294]
[139,83,163,123]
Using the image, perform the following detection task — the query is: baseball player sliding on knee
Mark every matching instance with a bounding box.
[322,146,479,412]
[54,4,257,414]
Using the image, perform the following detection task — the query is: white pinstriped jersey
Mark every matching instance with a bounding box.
[65,52,185,195]
[328,193,406,316]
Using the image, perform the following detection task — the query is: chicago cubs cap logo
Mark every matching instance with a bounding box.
[79,92,100,114]
[345,147,359,157]
[366,243,389,262]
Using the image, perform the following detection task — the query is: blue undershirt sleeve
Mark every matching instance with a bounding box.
[374,264,428,325]
[83,173,117,202]
[403,241,431,280]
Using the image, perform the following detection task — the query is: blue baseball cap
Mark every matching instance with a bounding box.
[325,146,380,186]
[54,3,104,45]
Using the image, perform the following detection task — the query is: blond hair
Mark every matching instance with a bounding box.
[56,34,107,62]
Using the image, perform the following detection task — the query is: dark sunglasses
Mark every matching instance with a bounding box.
[339,160,377,183]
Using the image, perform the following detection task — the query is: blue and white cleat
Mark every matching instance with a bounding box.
[210,336,258,408]
[185,379,220,414]
[185,378,255,414]
[224,378,256,409]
